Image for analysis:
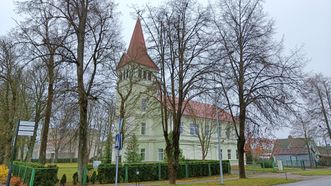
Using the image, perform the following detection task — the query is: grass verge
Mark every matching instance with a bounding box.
[137,178,298,186]
[290,169,331,176]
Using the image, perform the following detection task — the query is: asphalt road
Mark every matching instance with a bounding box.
[277,176,331,186]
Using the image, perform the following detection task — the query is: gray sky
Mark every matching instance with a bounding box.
[1,0,330,138]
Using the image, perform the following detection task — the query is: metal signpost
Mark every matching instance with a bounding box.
[6,120,35,186]
[115,118,123,186]
[216,105,224,185]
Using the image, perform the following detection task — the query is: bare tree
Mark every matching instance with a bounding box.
[290,110,318,167]
[49,96,78,163]
[39,0,122,182]
[141,0,213,183]
[17,0,69,164]
[0,38,24,164]
[24,63,47,162]
[187,100,218,160]
[303,75,331,141]
[213,0,303,178]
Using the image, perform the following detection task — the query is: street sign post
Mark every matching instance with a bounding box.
[6,120,35,186]
[115,118,123,186]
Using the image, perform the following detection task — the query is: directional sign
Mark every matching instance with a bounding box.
[17,131,34,136]
[19,121,35,127]
[17,121,35,137]
[18,126,34,131]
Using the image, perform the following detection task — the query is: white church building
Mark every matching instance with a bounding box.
[113,18,239,165]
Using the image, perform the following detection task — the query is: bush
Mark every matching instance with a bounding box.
[73,172,79,185]
[258,160,274,168]
[60,174,67,186]
[0,165,8,184]
[90,171,97,184]
[12,161,58,186]
[97,160,231,184]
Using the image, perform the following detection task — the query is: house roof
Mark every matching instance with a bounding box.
[117,18,159,71]
[183,99,233,122]
[273,137,312,155]
[317,146,331,157]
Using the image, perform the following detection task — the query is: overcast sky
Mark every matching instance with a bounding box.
[1,0,330,138]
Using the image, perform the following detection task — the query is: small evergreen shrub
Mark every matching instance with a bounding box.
[258,160,274,168]
[91,171,97,184]
[60,174,67,186]
[73,172,79,185]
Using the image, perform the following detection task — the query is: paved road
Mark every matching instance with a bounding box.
[276,176,331,186]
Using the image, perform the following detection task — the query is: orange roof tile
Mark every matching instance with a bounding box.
[117,18,159,71]
[184,100,233,122]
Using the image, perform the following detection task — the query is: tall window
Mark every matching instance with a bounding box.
[141,123,146,135]
[141,98,148,111]
[143,71,147,79]
[148,72,152,80]
[227,149,231,160]
[140,148,145,160]
[190,123,198,136]
[158,148,164,161]
[138,69,142,78]
[180,122,184,134]
[226,126,231,139]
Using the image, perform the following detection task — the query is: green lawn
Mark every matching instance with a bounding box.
[49,163,78,183]
[201,178,297,186]
[138,178,298,186]
[245,165,305,173]
[290,169,331,176]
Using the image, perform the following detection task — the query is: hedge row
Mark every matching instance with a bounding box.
[31,158,78,163]
[12,161,58,186]
[98,160,231,184]
[257,160,274,168]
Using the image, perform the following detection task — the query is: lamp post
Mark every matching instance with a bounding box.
[216,106,224,185]
[213,69,224,185]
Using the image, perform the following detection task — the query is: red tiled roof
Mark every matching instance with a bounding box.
[183,99,233,122]
[272,138,310,155]
[117,18,159,71]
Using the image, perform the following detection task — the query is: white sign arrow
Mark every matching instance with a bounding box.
[18,126,34,131]
[18,131,34,136]
[19,121,35,127]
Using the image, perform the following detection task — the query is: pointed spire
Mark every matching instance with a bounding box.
[117,18,158,71]
[127,18,147,58]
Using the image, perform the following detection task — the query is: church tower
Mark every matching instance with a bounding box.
[115,18,160,162]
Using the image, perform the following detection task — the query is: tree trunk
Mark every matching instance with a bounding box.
[316,84,331,141]
[39,60,54,164]
[238,82,246,178]
[77,11,88,182]
[168,158,177,184]
[25,113,41,162]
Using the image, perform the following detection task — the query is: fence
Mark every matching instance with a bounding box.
[11,162,58,186]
